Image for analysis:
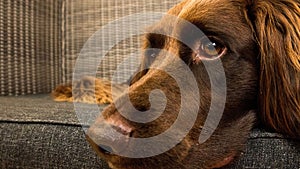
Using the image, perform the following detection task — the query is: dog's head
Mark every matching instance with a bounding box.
[87,0,300,168]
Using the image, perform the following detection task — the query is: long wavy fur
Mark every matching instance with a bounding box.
[245,0,300,137]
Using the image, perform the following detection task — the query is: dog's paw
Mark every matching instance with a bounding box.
[52,76,113,104]
[52,83,73,102]
[74,76,113,104]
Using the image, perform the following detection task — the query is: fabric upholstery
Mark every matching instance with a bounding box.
[1,95,299,168]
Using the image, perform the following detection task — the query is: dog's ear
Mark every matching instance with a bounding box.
[245,0,300,137]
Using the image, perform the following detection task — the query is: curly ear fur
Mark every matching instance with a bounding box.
[245,0,300,137]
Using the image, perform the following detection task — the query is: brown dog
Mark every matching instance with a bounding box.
[53,0,300,168]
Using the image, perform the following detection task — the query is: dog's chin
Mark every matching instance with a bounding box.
[91,143,237,169]
[108,162,154,169]
[107,161,150,169]
[86,110,256,169]
[87,138,188,169]
[106,157,187,169]
[87,134,239,169]
[99,153,184,169]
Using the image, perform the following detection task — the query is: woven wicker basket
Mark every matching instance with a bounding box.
[0,0,180,96]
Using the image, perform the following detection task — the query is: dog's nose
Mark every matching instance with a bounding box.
[86,112,134,155]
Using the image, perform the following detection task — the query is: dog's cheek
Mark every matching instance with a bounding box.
[183,110,256,168]
[209,154,236,169]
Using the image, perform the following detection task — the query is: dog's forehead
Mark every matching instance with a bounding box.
[146,0,252,52]
[164,0,252,46]
[178,0,242,23]
[180,0,219,14]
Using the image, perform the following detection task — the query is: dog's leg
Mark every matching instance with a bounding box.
[52,76,127,104]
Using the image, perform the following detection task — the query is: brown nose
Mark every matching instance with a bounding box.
[86,111,134,155]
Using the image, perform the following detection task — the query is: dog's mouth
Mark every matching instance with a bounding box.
[87,134,157,169]
[85,112,186,169]
[87,134,187,169]
[87,139,129,169]
[87,132,238,169]
[97,144,115,155]
[96,137,131,156]
[86,123,133,157]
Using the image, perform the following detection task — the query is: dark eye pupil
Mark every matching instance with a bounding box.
[202,41,222,57]
[207,42,217,50]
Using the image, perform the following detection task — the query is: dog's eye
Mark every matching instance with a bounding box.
[196,37,227,60]
[145,48,158,58]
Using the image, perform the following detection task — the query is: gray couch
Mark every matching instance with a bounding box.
[0,0,299,168]
[1,95,299,169]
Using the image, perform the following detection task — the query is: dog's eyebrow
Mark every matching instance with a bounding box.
[174,19,234,48]
[143,32,166,49]
[175,0,253,47]
[187,18,253,54]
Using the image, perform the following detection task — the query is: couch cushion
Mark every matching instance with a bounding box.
[0,95,109,169]
[0,95,299,168]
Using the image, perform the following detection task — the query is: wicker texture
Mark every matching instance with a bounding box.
[0,0,180,96]
[63,0,180,83]
[0,0,63,96]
